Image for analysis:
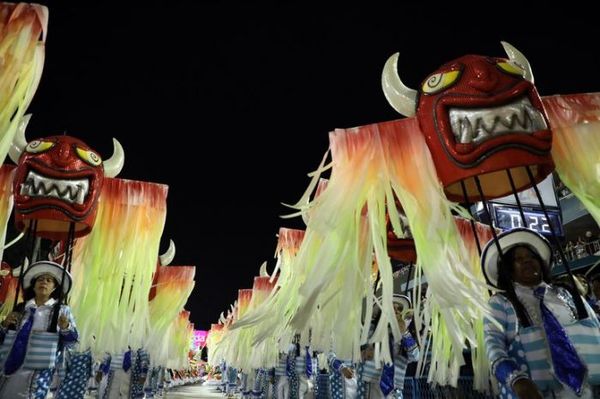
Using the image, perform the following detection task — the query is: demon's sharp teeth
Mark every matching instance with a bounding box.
[448,96,547,145]
[525,103,548,130]
[459,118,473,143]
[76,187,86,204]
[21,170,90,205]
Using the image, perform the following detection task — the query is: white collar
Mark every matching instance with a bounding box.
[513,281,548,294]
[25,298,57,308]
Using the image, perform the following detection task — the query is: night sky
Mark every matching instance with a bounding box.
[15,2,600,329]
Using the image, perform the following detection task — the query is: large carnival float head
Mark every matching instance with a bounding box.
[383,42,553,201]
[10,128,124,240]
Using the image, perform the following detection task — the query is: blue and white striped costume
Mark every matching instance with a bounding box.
[484,286,600,399]
[275,350,293,399]
[288,353,299,399]
[219,361,227,392]
[226,364,238,395]
[97,349,133,399]
[130,348,149,398]
[295,350,312,399]
[315,371,330,399]
[55,348,92,399]
[0,298,78,399]
[241,371,252,398]
[144,366,161,398]
[312,352,330,399]
[252,368,268,398]
[328,352,355,399]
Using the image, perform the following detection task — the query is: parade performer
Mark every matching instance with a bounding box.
[273,349,289,399]
[0,261,78,397]
[328,351,355,399]
[293,343,312,399]
[273,41,600,390]
[130,348,149,399]
[356,295,418,399]
[8,124,124,399]
[96,348,134,399]
[483,228,600,399]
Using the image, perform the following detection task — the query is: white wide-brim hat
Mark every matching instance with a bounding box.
[481,227,552,288]
[22,261,72,295]
[392,294,411,310]
[374,294,412,310]
[369,293,413,321]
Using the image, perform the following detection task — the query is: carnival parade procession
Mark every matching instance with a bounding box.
[0,2,600,399]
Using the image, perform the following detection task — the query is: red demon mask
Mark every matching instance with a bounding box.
[382,43,554,201]
[12,135,123,239]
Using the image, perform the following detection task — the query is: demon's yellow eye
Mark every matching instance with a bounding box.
[422,70,461,94]
[497,61,525,77]
[76,147,102,166]
[25,140,54,154]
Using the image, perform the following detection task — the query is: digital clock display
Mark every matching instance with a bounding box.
[493,206,563,236]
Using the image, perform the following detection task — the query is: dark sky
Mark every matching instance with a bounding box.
[19,2,600,329]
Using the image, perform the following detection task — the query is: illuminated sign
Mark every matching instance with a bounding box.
[493,205,563,236]
[191,330,208,350]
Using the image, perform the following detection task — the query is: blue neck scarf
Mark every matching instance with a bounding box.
[4,308,36,375]
[534,286,586,394]
[123,349,132,372]
[379,363,395,396]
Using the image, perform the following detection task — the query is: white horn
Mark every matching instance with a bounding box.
[103,138,125,178]
[9,114,31,165]
[219,312,226,324]
[159,239,176,266]
[12,257,29,277]
[259,261,269,277]
[382,53,418,117]
[501,41,534,83]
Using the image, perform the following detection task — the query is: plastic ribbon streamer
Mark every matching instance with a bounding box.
[70,178,168,356]
[280,119,489,379]
[543,93,600,227]
[147,265,195,367]
[0,3,46,165]
[0,165,16,320]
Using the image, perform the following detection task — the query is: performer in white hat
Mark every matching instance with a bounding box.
[0,261,78,398]
[356,294,418,399]
[482,228,600,399]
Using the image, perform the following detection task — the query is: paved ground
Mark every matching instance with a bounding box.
[166,383,226,398]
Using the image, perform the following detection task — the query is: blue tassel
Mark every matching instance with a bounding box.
[379,363,395,396]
